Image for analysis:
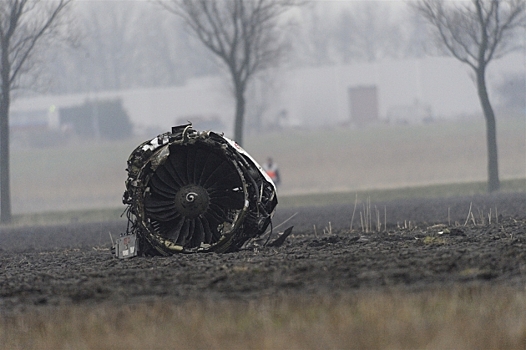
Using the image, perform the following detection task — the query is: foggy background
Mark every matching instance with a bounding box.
[7,0,526,215]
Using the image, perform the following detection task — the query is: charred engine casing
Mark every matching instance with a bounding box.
[122,124,278,255]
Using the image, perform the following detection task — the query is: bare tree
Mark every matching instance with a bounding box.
[0,0,71,223]
[46,3,220,95]
[340,2,404,63]
[413,0,526,192]
[296,3,336,66]
[159,0,296,146]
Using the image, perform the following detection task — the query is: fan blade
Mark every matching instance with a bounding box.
[144,199,176,211]
[144,195,179,221]
[155,165,180,191]
[198,216,213,244]
[168,145,189,184]
[199,157,228,186]
[164,217,185,242]
[187,219,197,247]
[193,218,205,247]
[202,161,237,188]
[203,213,222,242]
[145,209,179,222]
[209,190,245,210]
[161,159,186,188]
[150,174,177,199]
[186,146,197,184]
[176,219,190,245]
[206,172,242,193]
[208,203,235,226]
[193,148,209,184]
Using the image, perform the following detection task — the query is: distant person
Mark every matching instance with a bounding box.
[262,157,281,187]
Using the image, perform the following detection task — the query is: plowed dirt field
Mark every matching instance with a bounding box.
[1,192,525,314]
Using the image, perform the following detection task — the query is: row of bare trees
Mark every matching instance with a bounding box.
[0,0,524,222]
[43,2,431,95]
[297,2,423,66]
[0,0,72,223]
[46,2,219,94]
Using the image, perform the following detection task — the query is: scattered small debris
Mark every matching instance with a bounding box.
[268,226,294,247]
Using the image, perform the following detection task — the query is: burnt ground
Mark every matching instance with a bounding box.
[0,192,525,314]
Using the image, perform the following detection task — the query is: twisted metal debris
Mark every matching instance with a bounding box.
[117,124,278,257]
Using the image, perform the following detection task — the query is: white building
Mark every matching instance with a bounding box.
[260,52,524,128]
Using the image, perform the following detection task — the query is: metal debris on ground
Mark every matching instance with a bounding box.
[115,124,278,257]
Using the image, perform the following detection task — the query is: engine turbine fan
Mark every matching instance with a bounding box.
[121,124,278,255]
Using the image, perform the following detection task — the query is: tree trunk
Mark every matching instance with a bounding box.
[0,73,11,223]
[0,34,12,223]
[233,83,246,147]
[476,66,500,193]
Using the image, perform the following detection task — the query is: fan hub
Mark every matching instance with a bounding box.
[174,184,209,218]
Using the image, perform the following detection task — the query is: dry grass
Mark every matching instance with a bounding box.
[246,117,526,195]
[278,178,525,211]
[1,285,525,350]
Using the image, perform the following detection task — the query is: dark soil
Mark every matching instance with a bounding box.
[1,192,525,314]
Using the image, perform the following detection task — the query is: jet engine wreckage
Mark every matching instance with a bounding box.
[114,124,283,258]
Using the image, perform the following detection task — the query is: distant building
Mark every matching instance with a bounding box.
[348,86,379,126]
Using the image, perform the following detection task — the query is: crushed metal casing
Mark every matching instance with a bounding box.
[119,124,278,256]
